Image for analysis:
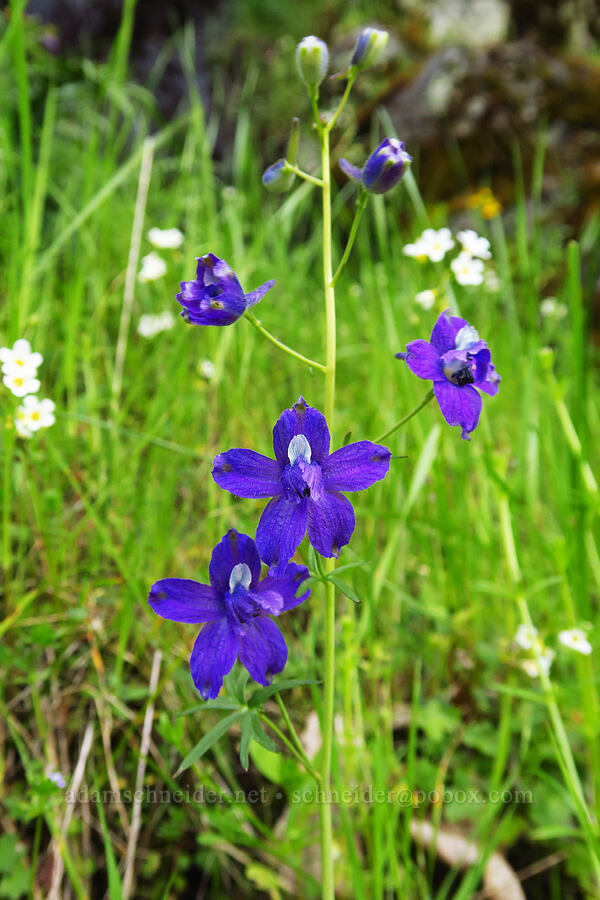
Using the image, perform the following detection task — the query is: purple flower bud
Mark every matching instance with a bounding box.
[296,36,329,89]
[340,138,411,195]
[262,159,295,193]
[177,253,274,326]
[350,27,389,70]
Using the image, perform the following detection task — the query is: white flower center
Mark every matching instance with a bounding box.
[229,563,252,593]
[455,325,480,350]
[288,434,311,465]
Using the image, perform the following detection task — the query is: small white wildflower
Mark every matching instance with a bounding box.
[540,297,568,319]
[415,289,436,310]
[450,251,485,286]
[521,648,554,678]
[15,396,55,434]
[515,623,538,650]
[420,227,455,262]
[456,229,492,259]
[147,227,184,249]
[558,628,592,656]
[484,269,501,292]
[46,769,66,789]
[137,311,175,338]
[199,359,216,380]
[3,371,41,397]
[403,238,430,260]
[0,339,43,376]
[138,252,167,283]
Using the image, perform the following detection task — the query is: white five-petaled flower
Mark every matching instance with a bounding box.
[15,396,55,438]
[540,297,568,319]
[558,628,592,656]
[3,371,41,397]
[456,229,492,259]
[138,252,167,283]
[521,648,554,678]
[0,338,43,377]
[147,227,184,249]
[420,227,455,262]
[415,289,436,310]
[137,311,175,338]
[402,238,430,260]
[450,251,485,286]
[515,623,538,650]
[199,359,216,380]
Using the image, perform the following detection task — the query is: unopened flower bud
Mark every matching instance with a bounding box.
[262,159,295,193]
[296,36,329,89]
[350,27,389,70]
[340,138,411,195]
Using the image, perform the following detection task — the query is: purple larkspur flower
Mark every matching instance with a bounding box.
[340,138,412,195]
[149,530,309,700]
[212,398,391,569]
[396,309,501,440]
[177,253,274,326]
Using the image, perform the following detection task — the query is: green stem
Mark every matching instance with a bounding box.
[285,163,323,187]
[331,190,368,287]
[320,103,337,900]
[259,715,321,782]
[375,389,435,443]
[244,311,326,372]
[327,71,357,132]
[275,694,318,777]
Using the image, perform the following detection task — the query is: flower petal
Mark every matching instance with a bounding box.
[339,158,363,182]
[430,309,469,354]
[177,283,246,326]
[255,496,308,570]
[272,397,330,466]
[322,441,391,492]
[190,619,239,699]
[212,449,281,499]
[238,617,288,685]
[197,253,244,298]
[209,529,262,593]
[307,491,355,558]
[244,279,275,309]
[149,579,224,623]
[434,381,482,440]
[399,339,444,381]
[256,561,310,612]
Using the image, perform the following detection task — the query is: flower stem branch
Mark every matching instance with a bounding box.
[331,190,368,287]
[285,163,323,187]
[326,71,357,132]
[259,715,321,782]
[275,694,317,777]
[244,311,326,372]
[375,389,435,443]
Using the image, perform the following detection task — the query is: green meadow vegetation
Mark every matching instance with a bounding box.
[1,5,600,898]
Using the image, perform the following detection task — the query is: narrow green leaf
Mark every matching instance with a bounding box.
[248,678,318,708]
[239,712,252,771]
[250,713,279,753]
[225,665,250,705]
[175,711,243,776]
[325,574,361,604]
[176,697,240,718]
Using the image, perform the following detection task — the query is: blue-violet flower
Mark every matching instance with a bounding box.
[177,253,274,326]
[212,397,391,569]
[149,529,309,699]
[396,309,500,440]
[340,138,412,195]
